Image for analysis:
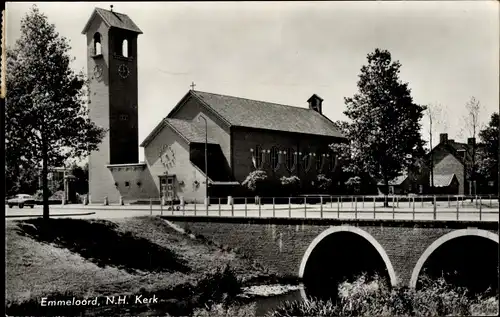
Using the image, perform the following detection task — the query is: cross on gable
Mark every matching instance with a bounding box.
[190,82,196,90]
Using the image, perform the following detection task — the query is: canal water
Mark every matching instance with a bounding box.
[239,284,305,316]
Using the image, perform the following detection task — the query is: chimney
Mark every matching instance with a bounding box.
[439,133,448,144]
[307,94,324,114]
[467,137,476,147]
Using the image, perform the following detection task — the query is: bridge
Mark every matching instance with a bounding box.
[158,195,499,300]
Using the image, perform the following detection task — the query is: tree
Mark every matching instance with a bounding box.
[343,49,426,205]
[6,6,105,219]
[477,113,499,196]
[330,120,362,176]
[425,103,448,192]
[461,96,482,196]
[70,162,89,195]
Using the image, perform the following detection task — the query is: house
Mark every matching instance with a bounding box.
[427,133,481,195]
[377,174,412,195]
[430,174,459,195]
[83,7,347,203]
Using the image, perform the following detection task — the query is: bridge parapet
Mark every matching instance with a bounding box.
[164,215,498,290]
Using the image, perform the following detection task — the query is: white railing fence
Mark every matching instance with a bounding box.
[101,194,500,222]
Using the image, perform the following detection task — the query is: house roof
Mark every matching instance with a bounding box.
[189,91,346,138]
[142,90,347,147]
[430,140,484,166]
[431,174,456,187]
[166,119,218,144]
[82,7,143,34]
[377,174,408,186]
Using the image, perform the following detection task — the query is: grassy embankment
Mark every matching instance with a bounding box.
[5,216,290,316]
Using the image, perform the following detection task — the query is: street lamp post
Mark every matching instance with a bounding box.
[198,115,208,203]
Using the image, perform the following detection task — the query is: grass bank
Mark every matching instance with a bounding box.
[5,216,285,316]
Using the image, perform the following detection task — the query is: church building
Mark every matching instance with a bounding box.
[83,7,347,204]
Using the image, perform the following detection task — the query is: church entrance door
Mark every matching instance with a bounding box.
[160,175,176,202]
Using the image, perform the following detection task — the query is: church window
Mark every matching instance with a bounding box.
[122,39,129,57]
[285,148,295,172]
[271,146,279,171]
[255,145,263,168]
[125,181,130,187]
[302,151,312,172]
[93,32,102,56]
[329,152,337,171]
[316,152,323,172]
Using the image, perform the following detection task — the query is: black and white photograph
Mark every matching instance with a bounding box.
[4,1,499,316]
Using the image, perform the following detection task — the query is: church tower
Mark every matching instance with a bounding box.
[82,7,142,202]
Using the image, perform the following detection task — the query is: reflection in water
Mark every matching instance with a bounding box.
[253,289,303,317]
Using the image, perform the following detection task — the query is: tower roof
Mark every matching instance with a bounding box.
[82,7,143,34]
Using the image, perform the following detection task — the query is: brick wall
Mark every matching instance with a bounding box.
[232,127,341,189]
[169,218,497,287]
[87,17,120,203]
[108,28,139,165]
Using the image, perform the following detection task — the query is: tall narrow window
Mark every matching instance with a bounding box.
[93,32,102,55]
[316,152,323,172]
[122,39,129,57]
[302,151,312,172]
[271,146,279,171]
[255,145,263,169]
[285,148,295,172]
[329,152,337,171]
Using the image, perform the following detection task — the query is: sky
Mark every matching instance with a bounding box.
[6,1,499,162]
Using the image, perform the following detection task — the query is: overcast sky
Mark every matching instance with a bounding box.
[7,1,499,162]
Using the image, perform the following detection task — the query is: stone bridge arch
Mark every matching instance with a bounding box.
[409,228,499,289]
[298,225,398,287]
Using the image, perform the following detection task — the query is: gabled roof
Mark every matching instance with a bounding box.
[377,174,408,186]
[189,91,346,138]
[82,7,143,34]
[431,174,456,187]
[430,140,483,166]
[140,118,217,147]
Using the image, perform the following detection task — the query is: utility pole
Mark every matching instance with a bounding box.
[198,115,208,202]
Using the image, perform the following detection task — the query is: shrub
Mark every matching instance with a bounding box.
[195,265,241,307]
[242,170,268,196]
[280,176,300,196]
[33,189,44,201]
[316,174,332,193]
[268,299,339,317]
[50,190,65,200]
[75,193,87,203]
[193,303,256,317]
[270,273,498,317]
[345,176,362,194]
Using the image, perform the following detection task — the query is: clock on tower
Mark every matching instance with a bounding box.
[82,7,142,165]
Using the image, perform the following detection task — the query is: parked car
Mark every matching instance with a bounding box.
[7,194,36,208]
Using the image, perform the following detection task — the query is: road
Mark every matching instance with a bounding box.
[5,202,499,222]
